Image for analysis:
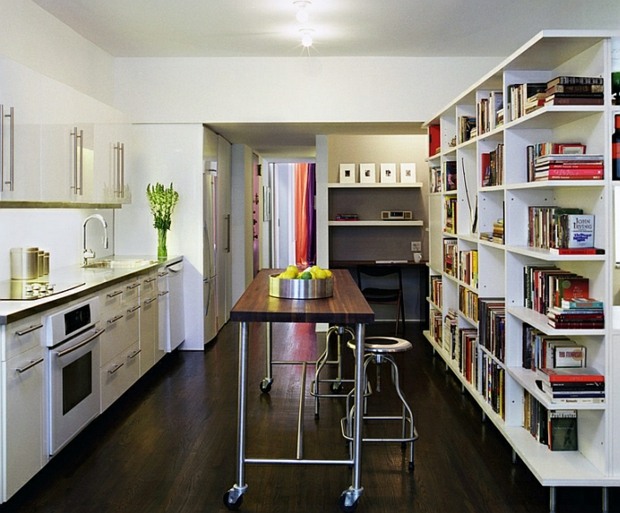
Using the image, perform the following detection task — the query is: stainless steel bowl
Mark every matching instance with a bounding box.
[268,274,333,299]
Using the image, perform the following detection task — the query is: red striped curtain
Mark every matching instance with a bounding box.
[294,163,316,267]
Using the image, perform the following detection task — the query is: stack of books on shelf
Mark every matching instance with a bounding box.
[458,328,478,386]
[534,154,604,181]
[480,218,504,244]
[481,353,505,419]
[443,239,458,277]
[459,287,479,322]
[508,82,547,120]
[458,249,478,288]
[545,75,604,106]
[430,275,443,307]
[523,265,595,316]
[429,310,443,345]
[458,115,476,143]
[527,206,601,253]
[442,309,458,356]
[443,197,457,234]
[476,91,504,135]
[480,143,504,186]
[537,366,605,405]
[526,141,604,182]
[522,324,584,371]
[444,161,457,191]
[429,165,442,193]
[524,391,579,451]
[478,298,505,362]
[547,297,605,330]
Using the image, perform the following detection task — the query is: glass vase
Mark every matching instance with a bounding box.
[157,228,168,259]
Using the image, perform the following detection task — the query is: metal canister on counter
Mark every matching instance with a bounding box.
[10,247,39,280]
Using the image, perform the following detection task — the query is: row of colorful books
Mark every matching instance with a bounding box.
[527,206,597,252]
[481,143,504,186]
[523,265,595,317]
[524,391,578,451]
[509,75,604,122]
[478,298,505,362]
[537,366,605,404]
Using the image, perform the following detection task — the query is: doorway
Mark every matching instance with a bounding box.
[269,162,316,269]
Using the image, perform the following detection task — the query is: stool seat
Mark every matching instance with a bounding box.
[347,336,412,354]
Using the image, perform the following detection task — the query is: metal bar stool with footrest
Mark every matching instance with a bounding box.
[341,336,418,472]
[310,325,356,417]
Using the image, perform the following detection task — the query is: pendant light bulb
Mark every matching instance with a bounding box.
[300,29,313,48]
[301,33,313,47]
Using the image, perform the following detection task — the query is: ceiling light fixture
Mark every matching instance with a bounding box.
[294,0,312,24]
[300,28,314,48]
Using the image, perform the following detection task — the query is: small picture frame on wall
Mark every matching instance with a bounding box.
[400,163,417,183]
[380,163,397,183]
[359,163,376,183]
[339,163,356,183]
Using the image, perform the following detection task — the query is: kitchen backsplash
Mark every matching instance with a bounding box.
[0,209,115,281]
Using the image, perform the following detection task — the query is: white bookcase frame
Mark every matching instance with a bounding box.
[423,30,620,513]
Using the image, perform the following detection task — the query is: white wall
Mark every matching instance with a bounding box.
[0,209,114,281]
[114,56,499,124]
[0,0,115,105]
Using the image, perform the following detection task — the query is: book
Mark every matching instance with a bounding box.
[553,345,586,368]
[558,214,594,249]
[548,247,604,255]
[560,297,604,309]
[546,76,604,88]
[538,366,604,384]
[547,410,578,451]
[545,95,604,106]
[546,83,605,95]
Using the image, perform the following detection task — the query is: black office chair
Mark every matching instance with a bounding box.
[356,265,405,335]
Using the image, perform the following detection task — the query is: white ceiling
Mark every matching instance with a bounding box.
[31,0,620,156]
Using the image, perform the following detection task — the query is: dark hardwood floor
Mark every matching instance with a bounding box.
[1,321,616,513]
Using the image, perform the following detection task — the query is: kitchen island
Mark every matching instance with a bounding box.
[224,269,374,512]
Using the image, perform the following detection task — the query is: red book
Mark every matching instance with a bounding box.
[538,367,604,383]
[555,276,589,305]
[428,125,441,156]
[548,247,604,255]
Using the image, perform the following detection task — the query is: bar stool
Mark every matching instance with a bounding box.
[341,336,418,472]
[310,325,356,417]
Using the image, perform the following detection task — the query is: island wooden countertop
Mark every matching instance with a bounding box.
[230,269,374,325]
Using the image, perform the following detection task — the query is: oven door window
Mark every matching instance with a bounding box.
[62,352,93,415]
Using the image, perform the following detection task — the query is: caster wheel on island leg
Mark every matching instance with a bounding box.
[223,490,244,510]
[259,378,272,393]
[338,490,359,513]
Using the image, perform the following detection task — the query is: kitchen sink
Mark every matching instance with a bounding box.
[83,258,159,269]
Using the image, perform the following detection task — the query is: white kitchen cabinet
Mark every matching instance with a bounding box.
[0,57,43,201]
[0,54,130,205]
[139,270,161,374]
[0,315,45,502]
[2,345,45,500]
[99,277,141,413]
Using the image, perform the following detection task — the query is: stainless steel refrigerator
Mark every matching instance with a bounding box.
[203,165,218,344]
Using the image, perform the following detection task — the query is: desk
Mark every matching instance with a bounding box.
[224,269,374,512]
[330,260,429,329]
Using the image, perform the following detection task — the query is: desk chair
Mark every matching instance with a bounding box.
[356,265,405,335]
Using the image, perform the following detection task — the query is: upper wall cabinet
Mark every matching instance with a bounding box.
[0,57,131,205]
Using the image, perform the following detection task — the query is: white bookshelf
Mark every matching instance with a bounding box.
[423,30,620,510]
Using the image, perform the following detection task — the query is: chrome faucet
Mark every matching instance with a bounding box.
[82,214,109,266]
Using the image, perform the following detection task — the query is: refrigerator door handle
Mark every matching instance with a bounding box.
[225,213,231,253]
[204,277,212,317]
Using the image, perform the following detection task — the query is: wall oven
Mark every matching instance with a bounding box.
[44,296,104,456]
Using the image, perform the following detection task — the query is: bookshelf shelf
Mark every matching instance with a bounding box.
[328,220,423,227]
[423,29,620,497]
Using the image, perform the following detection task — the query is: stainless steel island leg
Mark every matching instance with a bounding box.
[339,322,365,512]
[223,321,249,510]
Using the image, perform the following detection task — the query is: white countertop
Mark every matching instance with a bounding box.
[0,255,182,325]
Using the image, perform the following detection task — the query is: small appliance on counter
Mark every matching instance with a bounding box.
[10,246,50,280]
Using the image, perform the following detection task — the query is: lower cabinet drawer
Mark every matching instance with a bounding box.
[100,342,141,412]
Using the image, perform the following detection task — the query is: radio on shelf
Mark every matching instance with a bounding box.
[381,210,413,221]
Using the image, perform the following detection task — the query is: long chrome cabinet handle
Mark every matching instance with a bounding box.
[0,104,15,192]
[15,323,44,336]
[16,357,44,374]
[55,328,105,358]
